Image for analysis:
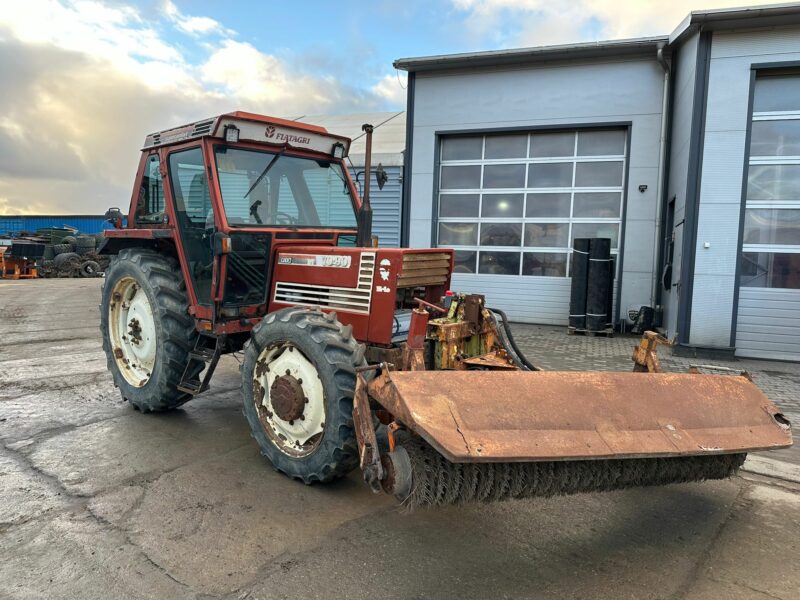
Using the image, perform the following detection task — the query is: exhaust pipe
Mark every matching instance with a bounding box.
[356,123,374,248]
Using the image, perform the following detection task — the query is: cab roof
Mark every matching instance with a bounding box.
[142,111,352,157]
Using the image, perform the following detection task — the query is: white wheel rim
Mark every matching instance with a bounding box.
[108,276,157,387]
[252,343,326,457]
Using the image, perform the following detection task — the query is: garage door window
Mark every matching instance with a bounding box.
[740,72,800,289]
[437,129,625,275]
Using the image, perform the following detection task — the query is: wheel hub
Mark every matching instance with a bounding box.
[107,276,157,387]
[270,373,306,422]
[252,343,326,457]
[128,318,143,345]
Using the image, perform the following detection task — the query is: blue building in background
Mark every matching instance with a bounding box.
[0,215,112,236]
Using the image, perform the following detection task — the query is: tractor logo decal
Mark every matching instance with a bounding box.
[379,258,391,282]
[264,125,311,145]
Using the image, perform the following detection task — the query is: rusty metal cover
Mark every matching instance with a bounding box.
[367,371,792,463]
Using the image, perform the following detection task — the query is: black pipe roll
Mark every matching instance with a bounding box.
[569,238,590,329]
[606,255,615,329]
[586,237,611,331]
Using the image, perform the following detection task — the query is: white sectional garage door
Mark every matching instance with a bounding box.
[435,128,626,324]
[736,72,800,361]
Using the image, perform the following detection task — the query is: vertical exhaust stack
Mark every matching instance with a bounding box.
[356,123,374,248]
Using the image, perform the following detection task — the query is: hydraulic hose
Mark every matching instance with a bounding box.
[487,307,539,371]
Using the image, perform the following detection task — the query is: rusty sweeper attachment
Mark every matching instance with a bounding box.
[352,297,793,510]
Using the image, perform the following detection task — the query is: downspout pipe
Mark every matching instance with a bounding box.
[651,43,671,315]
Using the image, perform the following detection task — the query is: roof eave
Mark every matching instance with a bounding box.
[393,36,669,73]
[670,3,800,46]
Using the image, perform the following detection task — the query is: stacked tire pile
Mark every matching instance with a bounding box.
[41,233,107,278]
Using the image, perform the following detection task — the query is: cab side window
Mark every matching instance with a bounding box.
[135,155,165,224]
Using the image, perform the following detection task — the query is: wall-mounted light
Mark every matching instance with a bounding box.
[224,124,240,143]
[332,142,346,159]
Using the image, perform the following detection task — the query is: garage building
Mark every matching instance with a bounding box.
[395,4,800,361]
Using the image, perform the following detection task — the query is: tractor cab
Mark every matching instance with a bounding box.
[104,112,368,330]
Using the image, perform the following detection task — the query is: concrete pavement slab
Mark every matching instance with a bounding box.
[23,395,251,495]
[0,513,195,600]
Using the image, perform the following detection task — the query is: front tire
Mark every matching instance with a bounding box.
[241,308,366,483]
[101,248,200,412]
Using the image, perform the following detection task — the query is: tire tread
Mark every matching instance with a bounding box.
[241,308,366,484]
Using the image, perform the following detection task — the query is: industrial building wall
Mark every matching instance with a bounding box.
[689,27,800,359]
[662,32,700,339]
[349,165,402,247]
[407,58,666,325]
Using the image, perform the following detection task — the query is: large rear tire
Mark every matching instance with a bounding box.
[101,248,200,412]
[241,308,366,483]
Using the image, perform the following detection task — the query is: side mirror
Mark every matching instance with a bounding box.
[104,207,124,229]
[375,163,388,191]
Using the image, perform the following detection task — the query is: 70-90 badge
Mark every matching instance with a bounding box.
[277,254,352,268]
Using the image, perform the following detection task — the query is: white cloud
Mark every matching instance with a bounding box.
[0,0,188,92]
[451,0,775,47]
[201,40,296,103]
[161,0,231,36]
[372,72,407,107]
[200,39,370,113]
[0,1,389,215]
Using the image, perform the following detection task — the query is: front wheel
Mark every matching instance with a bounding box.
[241,308,366,484]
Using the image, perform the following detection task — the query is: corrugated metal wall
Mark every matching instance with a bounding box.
[0,215,109,236]
[349,166,402,247]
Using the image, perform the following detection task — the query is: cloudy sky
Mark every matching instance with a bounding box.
[0,0,770,215]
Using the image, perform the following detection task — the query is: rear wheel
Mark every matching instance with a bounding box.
[101,248,200,412]
[241,308,366,483]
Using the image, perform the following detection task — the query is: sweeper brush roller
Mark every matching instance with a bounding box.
[361,369,791,508]
[388,438,746,510]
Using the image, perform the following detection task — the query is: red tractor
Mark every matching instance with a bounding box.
[99,112,791,508]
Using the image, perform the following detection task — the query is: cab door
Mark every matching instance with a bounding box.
[166,146,216,307]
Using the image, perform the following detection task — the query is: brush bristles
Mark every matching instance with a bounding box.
[398,439,745,511]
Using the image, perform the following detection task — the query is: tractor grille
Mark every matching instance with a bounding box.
[397,252,451,288]
[273,252,375,314]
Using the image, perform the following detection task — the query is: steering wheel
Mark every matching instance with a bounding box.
[274,212,299,225]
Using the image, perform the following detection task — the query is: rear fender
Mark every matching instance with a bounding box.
[98,230,175,256]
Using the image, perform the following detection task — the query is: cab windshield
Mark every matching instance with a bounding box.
[214,146,358,228]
